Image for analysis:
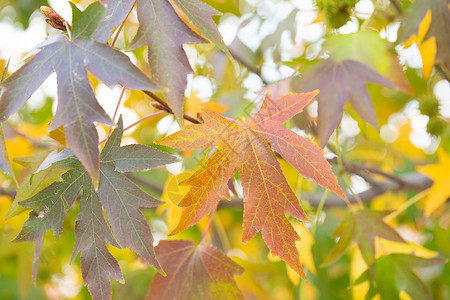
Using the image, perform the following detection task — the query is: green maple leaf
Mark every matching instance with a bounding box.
[0,2,160,183]
[354,254,445,300]
[14,116,178,300]
[322,209,405,268]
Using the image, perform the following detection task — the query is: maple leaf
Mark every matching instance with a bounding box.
[398,0,450,72]
[292,59,395,147]
[171,0,228,54]
[93,0,136,43]
[322,209,405,268]
[0,2,160,183]
[129,0,206,125]
[72,174,123,300]
[354,254,444,300]
[148,240,244,299]
[417,148,450,216]
[156,92,344,276]
[323,30,412,94]
[14,116,177,300]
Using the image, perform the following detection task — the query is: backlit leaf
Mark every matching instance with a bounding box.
[129,0,205,125]
[148,240,244,299]
[157,92,344,276]
[417,148,450,216]
[292,59,395,147]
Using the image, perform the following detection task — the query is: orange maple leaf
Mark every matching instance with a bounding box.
[156,91,344,277]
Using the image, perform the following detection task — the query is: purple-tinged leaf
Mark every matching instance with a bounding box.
[129,0,205,125]
[171,0,228,54]
[292,59,395,147]
[50,42,113,130]
[98,163,163,272]
[101,116,178,172]
[0,2,161,183]
[148,240,244,299]
[78,40,160,91]
[65,118,101,185]
[94,0,136,43]
[72,175,123,300]
[0,44,56,121]
[14,166,85,280]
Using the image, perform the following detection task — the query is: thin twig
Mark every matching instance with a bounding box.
[200,204,218,244]
[105,87,126,144]
[110,3,135,47]
[143,90,202,124]
[384,188,430,222]
[99,111,165,144]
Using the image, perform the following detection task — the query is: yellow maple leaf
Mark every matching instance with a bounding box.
[403,10,436,79]
[417,148,450,216]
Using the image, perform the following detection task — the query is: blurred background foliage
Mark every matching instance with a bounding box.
[0,0,449,299]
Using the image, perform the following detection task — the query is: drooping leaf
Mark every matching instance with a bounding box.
[292,59,395,147]
[14,117,177,299]
[398,0,450,71]
[417,148,450,216]
[156,92,344,276]
[148,240,244,299]
[94,0,136,43]
[354,254,445,300]
[129,0,205,125]
[71,174,123,300]
[171,0,228,54]
[0,2,160,182]
[322,209,405,268]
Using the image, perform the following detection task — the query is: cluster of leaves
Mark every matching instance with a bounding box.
[0,0,448,299]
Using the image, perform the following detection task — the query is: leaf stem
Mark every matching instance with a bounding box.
[110,3,135,48]
[384,188,430,222]
[312,189,329,236]
[143,90,202,124]
[335,131,358,210]
[200,204,218,244]
[99,110,165,144]
[104,87,126,145]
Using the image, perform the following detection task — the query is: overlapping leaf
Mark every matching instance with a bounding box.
[0,2,160,183]
[292,59,395,147]
[93,0,136,43]
[156,92,344,276]
[148,240,244,299]
[322,209,405,268]
[354,254,444,300]
[171,0,228,54]
[129,0,205,125]
[14,116,177,300]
